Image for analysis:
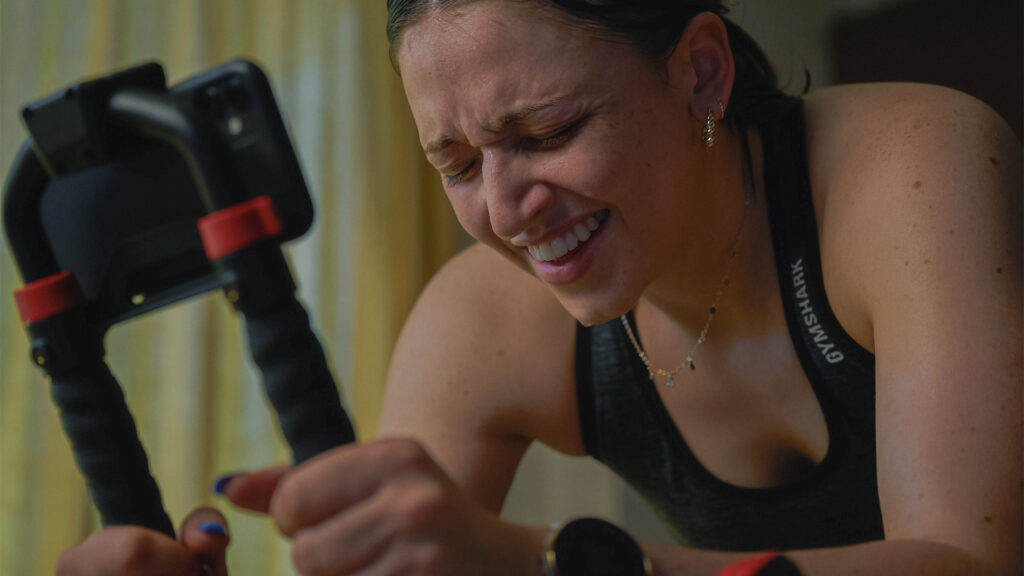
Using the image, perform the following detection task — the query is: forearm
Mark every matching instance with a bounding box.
[643,538,1016,576]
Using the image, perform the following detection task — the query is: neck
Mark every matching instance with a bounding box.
[640,127,768,333]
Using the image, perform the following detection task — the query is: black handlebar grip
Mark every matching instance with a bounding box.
[244,293,357,463]
[52,365,176,535]
[223,244,356,464]
[36,310,175,536]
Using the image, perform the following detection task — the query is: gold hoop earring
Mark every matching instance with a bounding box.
[702,107,716,149]
[702,97,727,149]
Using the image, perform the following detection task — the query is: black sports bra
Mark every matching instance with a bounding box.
[574,98,884,551]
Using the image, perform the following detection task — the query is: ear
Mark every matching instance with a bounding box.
[665,12,735,122]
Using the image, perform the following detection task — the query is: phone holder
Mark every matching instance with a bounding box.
[2,60,356,537]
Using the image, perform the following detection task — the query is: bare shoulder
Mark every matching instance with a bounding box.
[803,83,1022,568]
[804,82,1020,207]
[803,81,1018,140]
[379,243,581,506]
[800,83,1022,349]
[804,82,1019,202]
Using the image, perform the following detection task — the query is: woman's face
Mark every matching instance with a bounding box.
[398,1,707,325]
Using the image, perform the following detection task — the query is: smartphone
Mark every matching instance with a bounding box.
[9,59,312,328]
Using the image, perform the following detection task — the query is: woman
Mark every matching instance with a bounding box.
[59,1,1021,574]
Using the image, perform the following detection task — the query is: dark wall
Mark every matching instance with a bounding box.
[832,0,1022,140]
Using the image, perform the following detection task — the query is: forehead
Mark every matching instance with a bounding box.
[395,1,645,148]
[397,1,591,73]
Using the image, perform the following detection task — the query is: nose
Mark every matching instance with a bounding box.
[481,149,555,240]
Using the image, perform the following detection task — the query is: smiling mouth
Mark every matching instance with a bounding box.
[527,209,609,263]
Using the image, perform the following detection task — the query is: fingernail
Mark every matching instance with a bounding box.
[197,522,228,537]
[213,474,237,495]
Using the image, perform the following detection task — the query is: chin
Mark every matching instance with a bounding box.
[556,292,635,328]
[484,240,639,326]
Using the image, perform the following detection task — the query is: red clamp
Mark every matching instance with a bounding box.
[197,196,282,260]
[717,552,784,576]
[14,271,85,325]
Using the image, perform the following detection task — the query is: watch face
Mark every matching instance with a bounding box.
[553,518,647,576]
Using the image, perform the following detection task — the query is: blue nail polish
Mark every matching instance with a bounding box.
[197,522,228,537]
[213,474,237,495]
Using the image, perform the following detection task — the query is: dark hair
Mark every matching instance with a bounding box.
[385,0,794,130]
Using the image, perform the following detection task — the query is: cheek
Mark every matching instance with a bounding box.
[567,115,675,205]
[551,137,630,202]
[445,187,495,244]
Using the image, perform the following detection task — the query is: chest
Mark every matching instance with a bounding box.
[567,302,883,548]
[649,333,831,489]
[623,234,833,488]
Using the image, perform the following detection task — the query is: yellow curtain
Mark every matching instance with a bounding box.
[0,1,459,573]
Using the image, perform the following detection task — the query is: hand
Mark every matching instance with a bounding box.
[56,506,231,576]
[221,438,544,576]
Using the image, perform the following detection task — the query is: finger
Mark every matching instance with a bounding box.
[57,526,199,576]
[289,487,397,575]
[216,464,291,513]
[272,439,439,536]
[179,507,231,576]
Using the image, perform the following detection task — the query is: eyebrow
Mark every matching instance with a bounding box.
[423,96,568,155]
[424,136,454,155]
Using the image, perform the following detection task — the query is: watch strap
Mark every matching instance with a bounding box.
[542,518,651,576]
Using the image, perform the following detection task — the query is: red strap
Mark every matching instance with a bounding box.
[13,271,84,325]
[197,196,282,260]
[717,552,780,576]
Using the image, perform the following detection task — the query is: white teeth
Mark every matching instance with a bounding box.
[527,212,605,263]
[551,237,568,259]
[536,243,553,261]
[564,231,578,251]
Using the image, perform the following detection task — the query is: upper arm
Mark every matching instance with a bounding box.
[377,244,579,513]
[812,84,1022,572]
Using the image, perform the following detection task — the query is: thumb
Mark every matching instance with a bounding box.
[215,464,291,513]
[179,506,231,576]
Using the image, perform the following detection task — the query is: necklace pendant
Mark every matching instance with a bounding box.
[666,378,675,388]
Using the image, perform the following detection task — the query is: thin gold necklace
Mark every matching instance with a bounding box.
[620,145,754,388]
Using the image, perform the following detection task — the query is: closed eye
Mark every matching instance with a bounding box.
[441,117,587,186]
[522,117,588,151]
[444,157,478,186]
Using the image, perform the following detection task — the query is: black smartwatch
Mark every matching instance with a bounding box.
[542,518,651,576]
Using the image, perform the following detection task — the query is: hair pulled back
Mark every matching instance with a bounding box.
[386,0,793,130]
